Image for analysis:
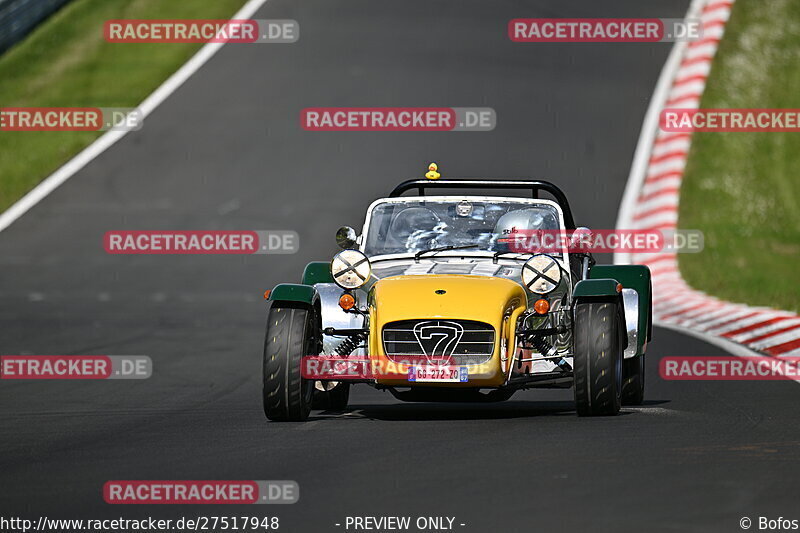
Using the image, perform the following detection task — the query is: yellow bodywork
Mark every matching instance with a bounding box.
[368,275,527,387]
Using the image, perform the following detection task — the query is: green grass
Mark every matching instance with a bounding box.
[0,0,247,211]
[679,0,800,313]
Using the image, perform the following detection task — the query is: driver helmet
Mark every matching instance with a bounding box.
[492,208,559,253]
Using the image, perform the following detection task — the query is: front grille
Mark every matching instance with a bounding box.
[382,319,495,365]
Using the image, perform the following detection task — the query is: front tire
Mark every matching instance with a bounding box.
[621,355,645,405]
[573,301,623,416]
[263,305,317,421]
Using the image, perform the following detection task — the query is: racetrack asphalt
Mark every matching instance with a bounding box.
[1,1,799,532]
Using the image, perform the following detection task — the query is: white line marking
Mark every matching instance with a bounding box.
[705,311,792,335]
[632,210,678,228]
[665,95,702,109]
[645,158,687,178]
[673,62,711,80]
[694,309,758,331]
[641,176,682,197]
[651,137,692,157]
[703,6,734,22]
[685,42,720,60]
[0,0,271,233]
[668,79,707,100]
[635,193,681,213]
[668,303,733,321]
[682,305,741,324]
[733,319,800,343]
[751,328,800,350]
[658,298,716,318]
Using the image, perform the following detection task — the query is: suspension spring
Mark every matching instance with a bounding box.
[529,335,555,357]
[334,332,368,356]
[528,335,572,372]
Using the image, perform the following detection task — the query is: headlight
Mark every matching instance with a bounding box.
[331,249,371,289]
[521,254,562,294]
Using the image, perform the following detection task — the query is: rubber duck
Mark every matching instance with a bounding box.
[425,162,440,180]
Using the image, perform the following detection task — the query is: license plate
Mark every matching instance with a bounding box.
[408,366,468,382]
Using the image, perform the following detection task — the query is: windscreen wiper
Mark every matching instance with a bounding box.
[414,244,479,262]
[491,250,530,263]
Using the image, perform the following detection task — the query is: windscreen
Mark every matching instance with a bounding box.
[363,198,562,256]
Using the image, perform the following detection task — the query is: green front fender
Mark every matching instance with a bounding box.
[268,261,332,307]
[301,261,333,285]
[573,278,621,299]
[268,283,319,306]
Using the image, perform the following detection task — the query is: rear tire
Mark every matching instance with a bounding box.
[262,305,317,421]
[573,301,623,416]
[621,355,645,406]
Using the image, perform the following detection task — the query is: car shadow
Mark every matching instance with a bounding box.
[320,400,576,421]
[312,398,672,421]
[638,399,671,407]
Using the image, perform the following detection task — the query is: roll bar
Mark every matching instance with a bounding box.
[388,178,576,229]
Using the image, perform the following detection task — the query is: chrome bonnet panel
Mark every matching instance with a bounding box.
[317,283,366,355]
[622,288,639,359]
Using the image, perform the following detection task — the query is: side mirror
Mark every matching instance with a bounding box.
[336,226,358,249]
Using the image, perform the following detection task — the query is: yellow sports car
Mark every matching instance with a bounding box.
[263,170,652,421]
